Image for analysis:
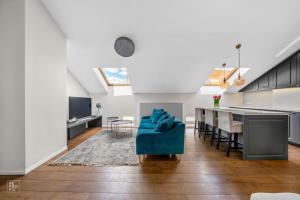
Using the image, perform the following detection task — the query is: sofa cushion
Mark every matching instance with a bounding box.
[152,108,164,113]
[150,109,165,124]
[139,122,157,129]
[140,118,152,124]
[157,112,168,124]
[137,128,159,135]
[155,116,175,132]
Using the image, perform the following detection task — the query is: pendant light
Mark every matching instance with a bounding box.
[234,44,246,86]
[220,63,230,89]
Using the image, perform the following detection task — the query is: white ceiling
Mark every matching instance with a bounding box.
[42,0,300,94]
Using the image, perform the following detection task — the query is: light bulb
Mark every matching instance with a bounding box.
[234,74,246,86]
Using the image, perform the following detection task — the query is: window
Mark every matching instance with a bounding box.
[204,67,238,86]
[99,68,130,86]
[200,67,249,94]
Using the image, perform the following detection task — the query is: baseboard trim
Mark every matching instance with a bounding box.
[25,146,67,174]
[0,170,25,175]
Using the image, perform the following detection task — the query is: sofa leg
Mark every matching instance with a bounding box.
[177,154,182,162]
[138,155,142,164]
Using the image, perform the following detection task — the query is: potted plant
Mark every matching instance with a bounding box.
[212,95,221,108]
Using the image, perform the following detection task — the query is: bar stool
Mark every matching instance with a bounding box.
[203,109,217,143]
[217,111,243,157]
[194,108,205,137]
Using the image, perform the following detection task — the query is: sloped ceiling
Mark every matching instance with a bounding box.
[42,0,300,94]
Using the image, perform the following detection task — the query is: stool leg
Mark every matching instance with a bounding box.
[203,124,208,141]
[198,121,202,138]
[194,120,197,135]
[216,128,221,149]
[226,132,232,157]
[233,133,238,149]
[210,127,215,146]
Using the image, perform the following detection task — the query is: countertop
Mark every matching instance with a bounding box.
[196,107,290,116]
[229,106,300,113]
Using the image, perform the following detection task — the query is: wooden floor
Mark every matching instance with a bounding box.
[1,127,300,199]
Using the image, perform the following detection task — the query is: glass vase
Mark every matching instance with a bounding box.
[214,99,220,108]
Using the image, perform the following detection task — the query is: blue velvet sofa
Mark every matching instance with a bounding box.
[136,109,185,160]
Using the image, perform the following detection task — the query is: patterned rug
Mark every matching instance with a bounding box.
[50,130,138,166]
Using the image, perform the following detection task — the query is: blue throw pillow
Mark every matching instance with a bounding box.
[150,109,165,123]
[155,116,175,131]
[152,108,164,113]
[157,112,168,124]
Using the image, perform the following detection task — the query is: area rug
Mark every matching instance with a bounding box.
[50,130,138,166]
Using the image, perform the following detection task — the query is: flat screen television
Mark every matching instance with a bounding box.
[69,97,92,119]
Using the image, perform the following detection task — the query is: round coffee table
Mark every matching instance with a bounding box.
[111,119,133,136]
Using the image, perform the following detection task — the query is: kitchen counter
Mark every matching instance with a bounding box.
[196,107,289,160]
[200,107,289,115]
[229,106,300,113]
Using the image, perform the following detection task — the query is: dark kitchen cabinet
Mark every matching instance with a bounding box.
[269,68,277,89]
[297,52,300,86]
[239,49,300,92]
[291,55,297,86]
[241,80,258,92]
[276,59,291,88]
[249,80,258,92]
[258,73,269,90]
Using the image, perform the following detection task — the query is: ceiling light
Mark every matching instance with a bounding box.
[220,63,230,89]
[234,44,246,86]
[234,74,246,86]
[276,36,300,57]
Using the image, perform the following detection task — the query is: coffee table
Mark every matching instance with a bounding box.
[111,119,133,136]
[106,117,119,132]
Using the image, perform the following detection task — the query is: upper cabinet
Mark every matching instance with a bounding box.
[268,68,277,89]
[258,73,269,90]
[291,55,297,86]
[240,50,300,92]
[242,80,258,92]
[276,59,291,88]
[297,52,300,86]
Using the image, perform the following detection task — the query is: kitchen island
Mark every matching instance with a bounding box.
[197,107,289,160]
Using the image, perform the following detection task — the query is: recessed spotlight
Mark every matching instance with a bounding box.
[276,36,300,57]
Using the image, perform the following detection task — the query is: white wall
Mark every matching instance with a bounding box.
[67,70,88,97]
[66,69,89,119]
[24,0,67,172]
[0,0,26,174]
[91,87,243,125]
[243,87,300,110]
[243,90,273,108]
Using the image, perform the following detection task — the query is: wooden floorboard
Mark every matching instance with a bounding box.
[1,127,300,199]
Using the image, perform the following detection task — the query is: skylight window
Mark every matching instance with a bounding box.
[200,67,250,94]
[204,67,238,86]
[99,68,130,86]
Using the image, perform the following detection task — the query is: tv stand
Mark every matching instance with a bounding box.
[67,115,102,139]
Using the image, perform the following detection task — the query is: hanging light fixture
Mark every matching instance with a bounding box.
[220,63,230,89]
[234,44,246,86]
